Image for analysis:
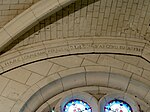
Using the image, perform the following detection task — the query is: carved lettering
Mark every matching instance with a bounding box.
[1,43,144,68]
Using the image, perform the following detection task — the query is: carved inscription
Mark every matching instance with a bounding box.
[1,43,144,69]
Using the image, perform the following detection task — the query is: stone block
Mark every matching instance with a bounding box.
[86,72,109,86]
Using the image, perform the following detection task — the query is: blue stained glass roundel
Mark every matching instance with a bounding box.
[63,99,92,112]
[104,99,133,112]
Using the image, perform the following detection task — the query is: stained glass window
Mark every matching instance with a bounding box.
[104,99,133,112]
[63,99,92,112]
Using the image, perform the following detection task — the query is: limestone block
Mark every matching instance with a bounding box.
[23,60,53,76]
[99,87,121,94]
[85,65,110,73]
[142,44,150,62]
[4,8,37,38]
[0,76,9,94]
[30,0,60,21]
[132,74,150,87]
[36,103,50,112]
[47,63,67,75]
[59,67,85,78]
[37,73,60,89]
[20,106,31,112]
[81,59,98,66]
[19,84,40,103]
[19,0,33,4]
[0,28,11,52]
[47,90,72,106]
[79,54,100,63]
[72,86,99,94]
[123,63,143,76]
[111,67,132,78]
[142,70,150,80]
[115,55,139,66]
[58,0,76,7]
[86,72,109,86]
[3,67,31,84]
[40,80,63,101]
[127,79,150,99]
[11,100,25,112]
[3,0,18,4]
[26,91,44,111]
[2,80,29,101]
[108,73,130,91]
[138,58,150,71]
[50,56,83,68]
[0,96,15,112]
[145,91,150,103]
[97,55,124,69]
[61,73,86,90]
[26,72,43,86]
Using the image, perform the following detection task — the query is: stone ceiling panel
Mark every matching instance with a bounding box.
[9,0,150,50]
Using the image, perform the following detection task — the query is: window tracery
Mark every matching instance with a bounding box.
[52,92,139,112]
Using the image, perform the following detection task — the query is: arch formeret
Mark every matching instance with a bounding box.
[0,0,76,53]
[55,91,98,112]
[36,86,148,112]
[10,68,150,112]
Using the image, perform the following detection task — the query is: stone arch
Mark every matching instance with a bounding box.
[10,66,150,112]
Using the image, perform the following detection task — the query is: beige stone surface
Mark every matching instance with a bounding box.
[26,72,43,86]
[97,54,124,69]
[58,67,85,77]
[127,79,150,99]
[123,63,143,76]
[0,76,9,94]
[3,67,31,83]
[0,0,40,29]
[78,54,100,63]
[50,56,83,68]
[23,60,53,76]
[85,65,110,73]
[81,59,98,66]
[110,67,132,78]
[142,70,150,80]
[0,28,11,50]
[115,55,140,66]
[0,96,15,112]
[47,63,67,75]
[36,73,60,88]
[108,73,130,91]
[2,80,29,101]
[86,72,109,86]
[0,0,149,111]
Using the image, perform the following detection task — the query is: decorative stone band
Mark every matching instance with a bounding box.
[0,37,149,75]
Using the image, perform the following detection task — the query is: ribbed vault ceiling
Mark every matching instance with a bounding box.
[8,0,150,50]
